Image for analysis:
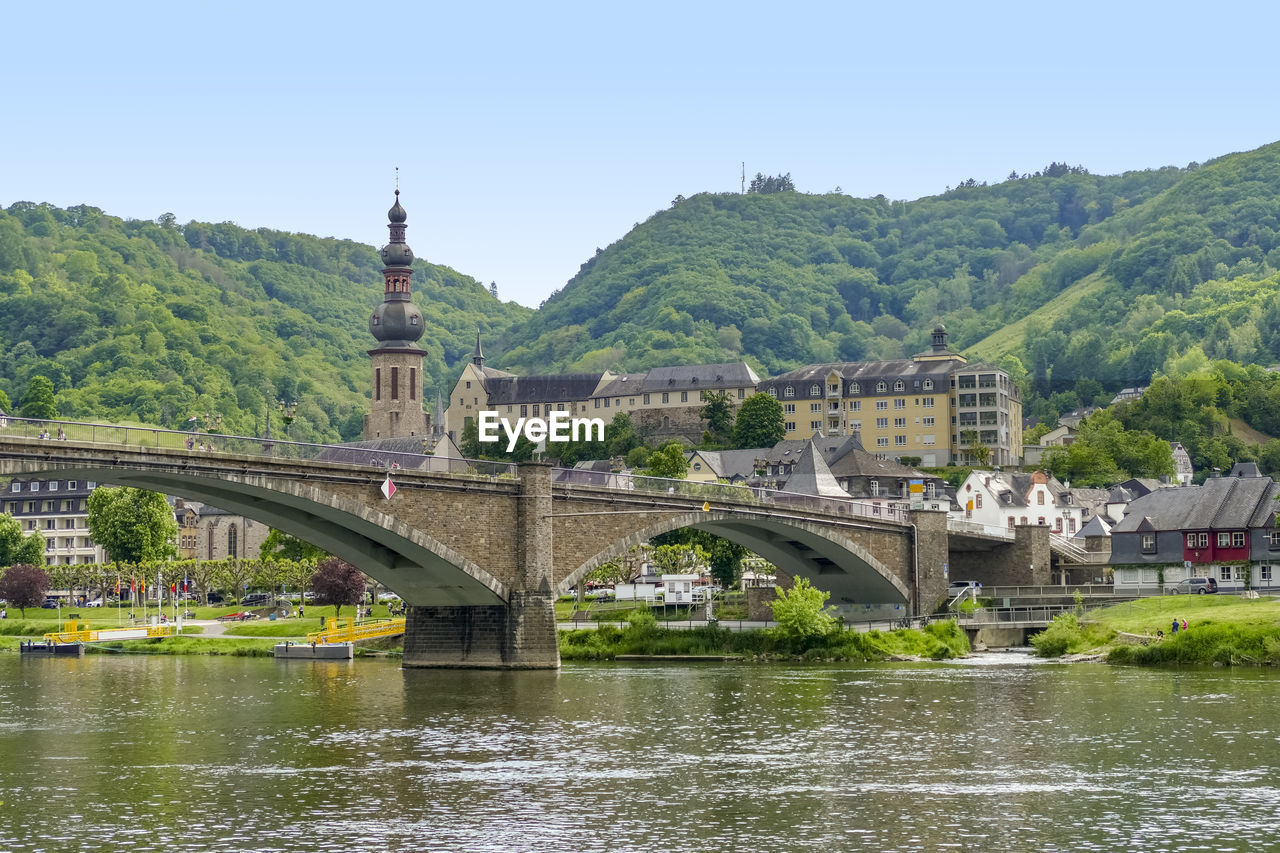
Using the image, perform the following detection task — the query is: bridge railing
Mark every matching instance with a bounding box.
[955,605,1073,624]
[552,467,910,524]
[0,416,519,478]
[947,519,1015,540]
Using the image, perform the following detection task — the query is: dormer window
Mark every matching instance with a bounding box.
[810,384,821,396]
[923,379,933,391]
[767,388,778,397]
[784,386,795,398]
[876,381,887,393]
[894,380,905,392]
[849,382,860,394]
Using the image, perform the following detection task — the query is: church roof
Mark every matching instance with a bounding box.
[483,373,607,405]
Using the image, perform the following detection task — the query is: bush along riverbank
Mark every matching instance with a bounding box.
[1031,595,1280,666]
[559,611,970,662]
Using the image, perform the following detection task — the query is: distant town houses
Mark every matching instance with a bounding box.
[950,470,1109,537]
[1111,463,1280,592]
[444,337,760,445]
[445,324,1021,467]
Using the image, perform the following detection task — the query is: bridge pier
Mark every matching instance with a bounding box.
[949,524,1052,588]
[402,462,560,669]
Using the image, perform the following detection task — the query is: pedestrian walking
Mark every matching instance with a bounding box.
[1171,618,1180,634]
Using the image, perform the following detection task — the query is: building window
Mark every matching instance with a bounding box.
[1232,532,1245,548]
[894,417,906,428]
[1268,531,1280,549]
[894,398,905,409]
[849,382,860,394]
[923,417,935,427]
[227,525,238,560]
[894,435,906,446]
[1221,565,1233,580]
[1037,492,1045,505]
[1021,516,1028,525]
[975,494,983,508]
[49,482,58,492]
[811,421,821,432]
[870,481,880,496]
[31,482,39,492]
[680,391,688,402]
[662,392,670,404]
[375,368,382,401]
[876,381,887,393]
[1217,532,1230,548]
[810,403,821,413]
[532,404,540,416]
[784,403,796,414]
[409,367,416,400]
[1068,518,1076,534]
[876,418,888,429]
[1008,516,1016,528]
[767,388,777,398]
[738,388,745,399]
[1038,517,1046,526]
[876,437,889,447]
[784,421,796,432]
[894,380,904,391]
[876,400,888,411]
[9,484,17,493]
[784,386,794,398]
[850,420,862,431]
[923,379,933,391]
[850,401,860,411]
[922,397,934,409]
[810,384,821,396]
[643,393,651,405]
[1262,565,1274,582]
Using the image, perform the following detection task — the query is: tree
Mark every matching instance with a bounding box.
[733,392,785,449]
[643,442,689,479]
[0,564,50,617]
[770,577,836,640]
[0,514,45,567]
[699,391,735,447]
[960,429,991,466]
[748,172,795,194]
[86,487,178,565]
[707,537,747,589]
[260,529,327,562]
[649,543,707,575]
[19,375,58,420]
[309,557,366,619]
[0,388,10,412]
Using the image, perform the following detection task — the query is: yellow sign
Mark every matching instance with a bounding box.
[702,501,711,512]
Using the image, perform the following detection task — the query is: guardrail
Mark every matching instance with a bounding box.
[948,519,1015,540]
[553,467,910,524]
[955,605,1072,624]
[306,617,406,645]
[0,415,519,476]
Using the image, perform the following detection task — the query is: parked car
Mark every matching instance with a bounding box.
[84,598,103,607]
[1167,578,1218,595]
[240,593,272,607]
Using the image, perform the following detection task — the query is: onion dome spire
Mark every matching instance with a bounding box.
[370,183,424,348]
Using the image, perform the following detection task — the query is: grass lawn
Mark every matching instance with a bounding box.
[1086,595,1280,635]
[220,621,316,638]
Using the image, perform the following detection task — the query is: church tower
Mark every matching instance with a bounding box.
[364,188,429,439]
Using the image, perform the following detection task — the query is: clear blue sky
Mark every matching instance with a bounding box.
[5,1,1279,308]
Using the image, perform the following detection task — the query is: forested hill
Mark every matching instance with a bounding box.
[499,141,1280,424]
[0,204,530,441]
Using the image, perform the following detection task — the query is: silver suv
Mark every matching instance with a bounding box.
[1167,578,1218,595]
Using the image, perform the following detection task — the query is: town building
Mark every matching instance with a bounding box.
[756,325,1022,467]
[444,351,759,446]
[3,477,106,565]
[950,470,1102,537]
[1111,468,1280,592]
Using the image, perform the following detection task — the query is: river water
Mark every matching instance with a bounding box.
[0,651,1277,852]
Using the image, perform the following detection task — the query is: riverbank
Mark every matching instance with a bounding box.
[559,613,970,662]
[1032,595,1280,665]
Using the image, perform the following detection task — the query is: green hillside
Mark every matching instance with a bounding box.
[0,203,530,440]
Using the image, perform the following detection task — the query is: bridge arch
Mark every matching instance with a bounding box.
[564,510,910,604]
[4,461,507,606]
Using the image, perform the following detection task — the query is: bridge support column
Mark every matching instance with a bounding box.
[909,508,950,614]
[402,462,560,669]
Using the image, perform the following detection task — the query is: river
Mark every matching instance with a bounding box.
[0,651,1276,852]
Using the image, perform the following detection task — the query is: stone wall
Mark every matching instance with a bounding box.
[631,406,707,444]
[948,524,1052,587]
[910,508,951,613]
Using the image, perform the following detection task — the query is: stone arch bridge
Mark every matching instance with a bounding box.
[0,434,956,668]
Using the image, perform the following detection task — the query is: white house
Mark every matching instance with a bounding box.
[950,470,1092,536]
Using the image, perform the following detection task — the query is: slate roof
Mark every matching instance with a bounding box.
[593,373,646,397]
[760,359,954,398]
[483,373,606,405]
[781,441,851,498]
[689,449,761,481]
[637,362,759,393]
[1077,515,1112,538]
[1112,477,1280,533]
[826,448,922,480]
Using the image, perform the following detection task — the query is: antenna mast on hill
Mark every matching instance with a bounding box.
[395,165,399,191]
[741,162,746,194]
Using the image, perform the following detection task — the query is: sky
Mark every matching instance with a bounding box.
[5,1,1280,308]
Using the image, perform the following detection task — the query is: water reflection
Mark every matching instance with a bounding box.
[0,655,1277,851]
